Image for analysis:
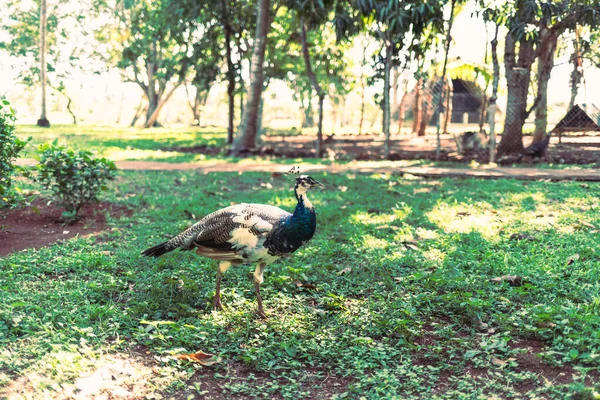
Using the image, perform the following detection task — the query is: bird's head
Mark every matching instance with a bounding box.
[295,175,324,195]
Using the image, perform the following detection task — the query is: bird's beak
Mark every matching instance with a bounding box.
[314,180,324,188]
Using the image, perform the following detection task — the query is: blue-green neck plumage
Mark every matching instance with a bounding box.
[264,185,316,255]
[291,187,316,240]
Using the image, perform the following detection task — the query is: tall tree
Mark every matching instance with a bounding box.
[99,0,190,128]
[532,2,600,144]
[492,0,600,155]
[353,0,446,158]
[232,0,270,153]
[1,0,95,126]
[568,27,583,110]
[38,0,49,127]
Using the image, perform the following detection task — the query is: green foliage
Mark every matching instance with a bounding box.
[33,141,116,217]
[0,99,29,208]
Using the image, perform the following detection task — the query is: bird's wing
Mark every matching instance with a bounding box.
[164,204,290,254]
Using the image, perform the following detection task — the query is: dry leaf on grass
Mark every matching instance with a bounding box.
[175,350,221,366]
[294,279,317,290]
[456,211,470,217]
[566,254,580,265]
[490,275,526,287]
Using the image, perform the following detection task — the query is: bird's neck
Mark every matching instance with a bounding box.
[294,187,313,211]
[291,187,316,238]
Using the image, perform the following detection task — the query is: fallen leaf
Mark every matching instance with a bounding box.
[338,185,348,192]
[294,280,317,290]
[221,186,231,192]
[456,211,470,217]
[490,275,525,287]
[260,182,273,189]
[582,222,595,229]
[338,267,352,275]
[63,230,70,235]
[175,351,221,366]
[566,254,580,265]
[490,357,507,367]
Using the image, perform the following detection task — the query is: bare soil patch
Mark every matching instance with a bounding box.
[173,134,600,165]
[178,363,353,400]
[0,198,130,256]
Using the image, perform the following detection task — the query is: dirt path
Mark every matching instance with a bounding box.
[16,159,600,181]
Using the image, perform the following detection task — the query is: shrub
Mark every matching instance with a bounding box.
[0,99,29,208]
[34,141,117,219]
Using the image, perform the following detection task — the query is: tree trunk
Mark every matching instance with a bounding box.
[435,0,456,160]
[498,33,535,156]
[382,41,392,158]
[224,20,235,144]
[145,92,160,127]
[143,84,179,128]
[316,94,324,157]
[533,27,558,143]
[232,0,270,153]
[359,37,367,135]
[300,18,325,157]
[442,87,452,134]
[413,79,422,135]
[489,24,500,164]
[65,95,77,124]
[37,0,50,127]
[397,79,409,135]
[568,28,583,110]
[131,97,145,127]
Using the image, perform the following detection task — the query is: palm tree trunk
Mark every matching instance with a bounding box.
[533,27,558,143]
[224,20,235,144]
[232,0,270,154]
[489,24,500,163]
[359,36,367,135]
[383,41,392,158]
[299,18,325,157]
[37,0,50,127]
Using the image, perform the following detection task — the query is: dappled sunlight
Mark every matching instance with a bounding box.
[361,235,390,250]
[0,350,175,399]
[426,202,500,237]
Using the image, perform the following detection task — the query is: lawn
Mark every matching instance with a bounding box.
[2,167,600,399]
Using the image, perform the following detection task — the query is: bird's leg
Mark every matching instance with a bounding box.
[213,271,223,311]
[213,261,231,311]
[253,263,267,319]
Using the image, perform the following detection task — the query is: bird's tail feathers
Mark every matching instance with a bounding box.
[141,241,172,258]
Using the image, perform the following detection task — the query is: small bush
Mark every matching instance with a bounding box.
[34,141,117,219]
[0,99,29,208]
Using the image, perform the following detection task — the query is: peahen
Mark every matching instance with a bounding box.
[141,175,323,318]
[518,133,551,162]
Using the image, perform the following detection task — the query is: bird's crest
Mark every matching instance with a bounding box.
[284,166,301,183]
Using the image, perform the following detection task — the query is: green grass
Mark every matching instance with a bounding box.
[2,170,600,398]
[16,124,227,163]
